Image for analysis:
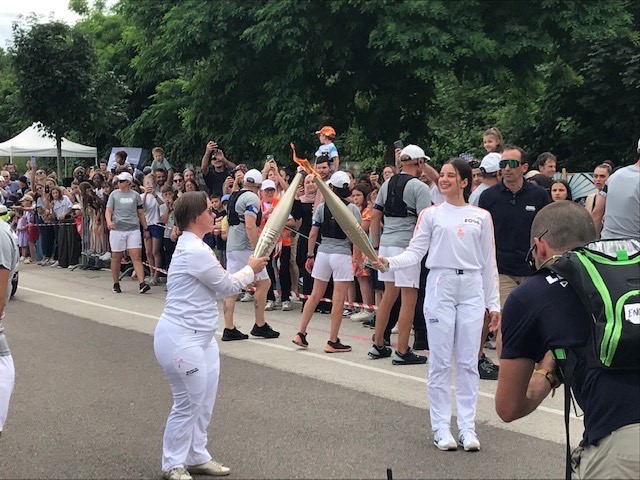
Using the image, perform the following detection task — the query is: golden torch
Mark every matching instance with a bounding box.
[291,143,387,272]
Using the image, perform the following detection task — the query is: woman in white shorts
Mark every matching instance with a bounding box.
[105,172,151,294]
[292,171,361,353]
[154,191,267,480]
[375,158,500,453]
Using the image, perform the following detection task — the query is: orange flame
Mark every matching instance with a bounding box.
[291,143,317,176]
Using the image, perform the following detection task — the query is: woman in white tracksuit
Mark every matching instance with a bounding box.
[376,158,499,453]
[153,191,267,480]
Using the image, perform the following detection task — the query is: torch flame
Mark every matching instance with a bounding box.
[291,143,317,176]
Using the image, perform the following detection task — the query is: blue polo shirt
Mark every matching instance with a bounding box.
[478,181,549,276]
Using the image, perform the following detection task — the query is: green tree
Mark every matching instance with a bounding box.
[11,21,98,177]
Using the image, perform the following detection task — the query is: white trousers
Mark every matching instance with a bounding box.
[424,269,484,433]
[154,320,220,472]
[0,354,15,432]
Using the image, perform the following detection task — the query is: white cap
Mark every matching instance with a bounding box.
[524,169,541,180]
[328,171,350,189]
[71,203,82,210]
[116,172,134,184]
[480,152,501,174]
[243,169,263,186]
[261,179,276,190]
[400,144,429,161]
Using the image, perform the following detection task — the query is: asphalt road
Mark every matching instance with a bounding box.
[0,266,570,479]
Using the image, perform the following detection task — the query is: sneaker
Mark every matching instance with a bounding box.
[250,322,280,339]
[239,292,253,302]
[292,332,308,348]
[342,308,356,318]
[478,353,499,380]
[99,251,112,261]
[324,338,352,353]
[19,256,24,262]
[265,300,276,311]
[163,467,193,480]
[275,296,282,308]
[49,260,59,267]
[187,459,230,476]
[113,283,122,293]
[281,300,292,311]
[139,282,151,294]
[458,429,481,452]
[148,277,159,286]
[67,264,78,269]
[23,258,31,264]
[368,343,392,359]
[391,325,398,334]
[392,348,427,365]
[221,327,248,341]
[433,428,458,451]
[363,317,376,329]
[350,310,374,322]
[37,259,46,266]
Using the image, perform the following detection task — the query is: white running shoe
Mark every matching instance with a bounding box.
[391,325,399,334]
[458,429,481,451]
[49,260,59,268]
[265,300,276,311]
[239,292,253,302]
[350,310,373,322]
[433,428,458,451]
[162,467,192,480]
[187,459,230,476]
[281,300,292,311]
[99,251,111,261]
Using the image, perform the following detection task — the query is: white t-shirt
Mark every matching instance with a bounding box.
[142,192,161,225]
[468,183,490,207]
[387,201,500,312]
[160,231,255,331]
[315,142,339,159]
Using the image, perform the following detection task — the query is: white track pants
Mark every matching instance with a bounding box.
[0,354,15,432]
[424,269,484,433]
[154,320,220,472]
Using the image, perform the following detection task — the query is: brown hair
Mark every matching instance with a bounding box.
[152,147,165,155]
[483,127,504,153]
[174,191,208,231]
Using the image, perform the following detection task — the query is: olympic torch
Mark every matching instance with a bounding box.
[291,144,387,272]
[253,161,303,258]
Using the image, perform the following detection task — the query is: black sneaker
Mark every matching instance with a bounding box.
[368,343,392,359]
[292,332,309,348]
[221,327,249,341]
[371,333,390,347]
[250,322,280,339]
[324,339,352,353]
[392,348,427,365]
[478,354,499,380]
[113,283,122,293]
[139,282,151,294]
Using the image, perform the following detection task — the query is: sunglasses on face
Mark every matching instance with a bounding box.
[499,159,521,169]
[526,229,548,270]
[173,178,183,183]
[117,179,128,183]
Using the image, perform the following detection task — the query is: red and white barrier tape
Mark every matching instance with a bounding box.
[244,286,377,312]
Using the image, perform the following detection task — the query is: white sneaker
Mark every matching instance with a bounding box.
[433,428,457,451]
[391,325,399,334]
[265,300,276,311]
[99,251,111,261]
[49,260,59,268]
[350,310,373,322]
[187,459,230,476]
[458,429,480,451]
[239,292,253,302]
[163,467,192,480]
[282,300,292,311]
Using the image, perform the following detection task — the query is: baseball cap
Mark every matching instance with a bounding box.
[71,203,82,210]
[328,171,350,189]
[261,179,276,190]
[480,152,501,174]
[315,126,336,138]
[524,169,540,180]
[400,145,429,161]
[221,194,231,203]
[116,172,134,184]
[243,169,263,186]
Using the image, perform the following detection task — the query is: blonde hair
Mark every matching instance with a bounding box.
[483,127,504,153]
[144,173,157,187]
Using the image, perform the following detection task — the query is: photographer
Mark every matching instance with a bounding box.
[201,141,236,196]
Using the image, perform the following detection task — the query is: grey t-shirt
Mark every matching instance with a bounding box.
[312,202,361,256]
[0,220,19,357]
[469,183,490,207]
[375,174,432,248]
[106,189,143,231]
[601,165,640,239]
[227,190,261,252]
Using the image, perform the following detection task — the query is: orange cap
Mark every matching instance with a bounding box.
[315,126,336,138]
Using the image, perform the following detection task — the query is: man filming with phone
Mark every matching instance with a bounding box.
[201,140,236,196]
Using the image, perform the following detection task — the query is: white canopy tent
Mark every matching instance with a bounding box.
[0,123,97,161]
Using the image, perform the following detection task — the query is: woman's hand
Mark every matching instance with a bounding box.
[488,311,501,333]
[305,257,314,273]
[247,255,269,274]
[372,256,389,271]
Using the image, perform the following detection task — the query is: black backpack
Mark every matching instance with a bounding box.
[383,174,417,218]
[227,190,261,227]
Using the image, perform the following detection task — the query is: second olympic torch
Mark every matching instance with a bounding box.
[291,143,387,272]
[253,162,303,258]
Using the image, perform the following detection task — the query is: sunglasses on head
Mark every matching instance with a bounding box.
[526,229,548,270]
[499,159,521,169]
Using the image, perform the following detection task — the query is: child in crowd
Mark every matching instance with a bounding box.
[159,185,177,270]
[315,126,340,172]
[142,173,164,285]
[482,127,504,154]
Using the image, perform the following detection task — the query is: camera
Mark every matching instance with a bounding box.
[266,155,274,162]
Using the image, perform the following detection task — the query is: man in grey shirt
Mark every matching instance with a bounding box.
[0,214,19,437]
[592,147,640,238]
[469,153,501,206]
[370,145,432,365]
[223,169,279,341]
